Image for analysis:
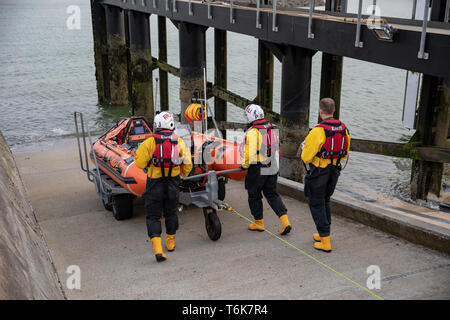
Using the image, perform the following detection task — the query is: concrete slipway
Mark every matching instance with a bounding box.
[13,140,450,300]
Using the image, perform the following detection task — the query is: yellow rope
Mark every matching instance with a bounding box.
[223,205,384,300]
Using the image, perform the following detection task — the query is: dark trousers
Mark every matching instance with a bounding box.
[143,176,180,238]
[304,164,340,237]
[245,164,287,220]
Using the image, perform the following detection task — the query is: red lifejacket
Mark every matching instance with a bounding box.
[315,119,349,165]
[249,119,279,159]
[150,130,181,178]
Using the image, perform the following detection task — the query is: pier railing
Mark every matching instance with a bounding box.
[91,0,450,200]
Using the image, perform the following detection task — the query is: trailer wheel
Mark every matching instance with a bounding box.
[203,208,221,241]
[218,177,226,201]
[112,194,134,221]
[102,198,113,211]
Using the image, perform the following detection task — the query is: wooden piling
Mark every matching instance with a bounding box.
[214,29,227,138]
[90,0,109,104]
[128,11,154,120]
[410,2,449,200]
[411,76,450,200]
[279,46,315,182]
[319,0,343,121]
[105,5,129,106]
[158,16,169,111]
[257,40,274,112]
[179,22,207,124]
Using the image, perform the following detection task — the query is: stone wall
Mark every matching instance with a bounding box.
[0,132,64,299]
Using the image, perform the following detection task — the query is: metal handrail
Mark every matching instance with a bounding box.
[272,0,278,32]
[418,0,430,59]
[445,0,449,23]
[355,0,363,48]
[308,0,315,39]
[208,1,212,19]
[74,112,92,182]
[412,0,417,19]
[230,0,235,24]
[256,0,261,28]
[74,112,106,194]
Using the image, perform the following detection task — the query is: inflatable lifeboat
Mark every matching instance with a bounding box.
[90,116,246,198]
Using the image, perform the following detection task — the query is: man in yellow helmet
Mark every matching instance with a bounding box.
[301,98,351,253]
[134,111,192,262]
[241,104,292,235]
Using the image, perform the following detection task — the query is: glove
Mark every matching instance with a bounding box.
[297,140,305,158]
[239,165,248,171]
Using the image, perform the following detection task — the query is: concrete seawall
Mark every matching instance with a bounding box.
[0,132,64,299]
[277,177,450,255]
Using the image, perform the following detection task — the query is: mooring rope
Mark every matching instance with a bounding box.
[222,204,384,300]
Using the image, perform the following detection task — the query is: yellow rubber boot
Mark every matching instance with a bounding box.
[151,237,167,262]
[313,233,321,242]
[279,214,292,235]
[248,219,265,232]
[166,234,176,252]
[314,236,332,252]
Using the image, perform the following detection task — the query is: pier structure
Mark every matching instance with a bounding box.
[90,0,450,200]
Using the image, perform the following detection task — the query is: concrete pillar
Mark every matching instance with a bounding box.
[214,29,227,138]
[90,0,109,104]
[158,16,169,111]
[105,5,129,106]
[128,11,154,120]
[179,22,207,124]
[279,46,314,182]
[257,40,274,111]
[319,0,343,121]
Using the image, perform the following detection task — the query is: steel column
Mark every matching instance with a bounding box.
[91,0,109,104]
[105,5,129,106]
[319,0,343,121]
[279,46,314,182]
[179,22,207,124]
[158,16,169,111]
[214,29,227,138]
[128,11,154,119]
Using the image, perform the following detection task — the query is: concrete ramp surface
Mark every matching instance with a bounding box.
[10,140,450,299]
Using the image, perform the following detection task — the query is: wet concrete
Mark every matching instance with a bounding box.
[14,142,450,300]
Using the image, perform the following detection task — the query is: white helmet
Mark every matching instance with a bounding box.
[153,111,175,131]
[244,104,264,123]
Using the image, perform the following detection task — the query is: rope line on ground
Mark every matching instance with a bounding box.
[223,205,384,300]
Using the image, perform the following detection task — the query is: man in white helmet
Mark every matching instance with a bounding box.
[241,104,292,235]
[134,111,192,262]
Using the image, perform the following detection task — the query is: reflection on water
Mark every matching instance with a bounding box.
[0,0,429,203]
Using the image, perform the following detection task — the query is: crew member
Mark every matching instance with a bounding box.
[301,98,351,252]
[241,104,291,235]
[134,111,192,262]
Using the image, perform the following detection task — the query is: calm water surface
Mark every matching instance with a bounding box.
[0,0,424,203]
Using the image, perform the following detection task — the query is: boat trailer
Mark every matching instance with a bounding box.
[74,111,243,241]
